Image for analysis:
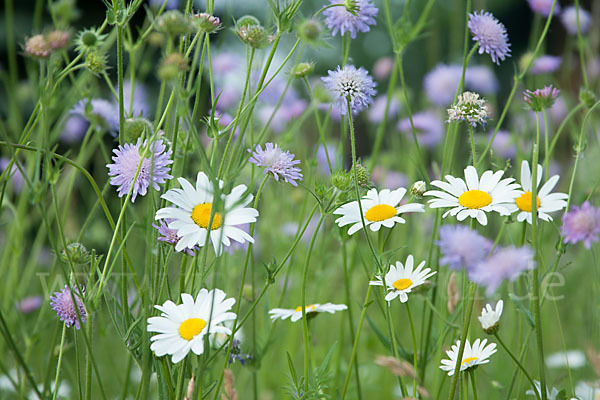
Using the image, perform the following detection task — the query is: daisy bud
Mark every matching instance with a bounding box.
[478,300,503,335]
[156,10,193,36]
[124,117,153,142]
[410,180,427,199]
[158,52,188,81]
[523,85,560,112]
[297,18,323,44]
[291,62,314,79]
[25,35,51,58]
[193,12,221,34]
[85,50,108,75]
[579,87,598,109]
[353,163,371,187]
[59,243,91,265]
[46,30,70,50]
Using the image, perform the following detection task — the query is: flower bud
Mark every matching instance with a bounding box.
[59,243,91,265]
[25,35,51,58]
[237,24,272,49]
[331,171,352,191]
[158,52,188,81]
[291,62,314,79]
[75,28,107,55]
[156,10,193,36]
[410,180,427,199]
[124,118,153,142]
[46,30,70,50]
[193,12,221,33]
[579,87,598,109]
[353,164,371,187]
[85,50,108,75]
[297,19,322,44]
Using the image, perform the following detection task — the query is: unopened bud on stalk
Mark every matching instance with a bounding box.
[85,50,108,75]
[46,30,70,50]
[124,118,153,142]
[291,62,314,79]
[410,180,427,198]
[59,243,91,265]
[353,164,371,187]
[298,19,322,43]
[193,12,221,33]
[158,52,188,81]
[156,10,193,36]
[25,35,51,58]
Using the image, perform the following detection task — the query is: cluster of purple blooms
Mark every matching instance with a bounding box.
[437,225,535,295]
[322,0,378,39]
[50,285,87,329]
[561,202,600,249]
[248,143,303,186]
[321,65,377,115]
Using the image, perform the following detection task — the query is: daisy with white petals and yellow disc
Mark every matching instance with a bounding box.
[439,338,497,376]
[369,255,436,303]
[506,161,568,224]
[333,188,424,235]
[425,166,520,225]
[268,303,347,322]
[155,172,258,255]
[147,288,236,363]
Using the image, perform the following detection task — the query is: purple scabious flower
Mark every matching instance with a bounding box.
[465,65,499,94]
[437,225,492,271]
[528,0,561,17]
[489,130,516,159]
[531,55,562,75]
[50,285,87,329]
[322,0,378,39]
[153,220,199,256]
[524,85,560,112]
[121,80,150,117]
[423,64,462,106]
[397,111,444,149]
[18,296,43,314]
[373,56,394,80]
[316,143,339,176]
[73,99,120,135]
[106,138,173,202]
[248,143,303,186]
[367,95,400,124]
[0,157,25,193]
[472,246,535,295]
[60,115,89,144]
[468,11,511,65]
[321,65,377,115]
[447,91,489,128]
[561,6,592,35]
[561,201,600,249]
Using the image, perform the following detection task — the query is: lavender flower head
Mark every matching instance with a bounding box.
[472,246,535,295]
[106,138,173,202]
[423,64,462,106]
[60,115,89,144]
[368,95,400,124]
[523,85,560,112]
[437,225,492,271]
[50,285,87,329]
[321,65,377,115]
[561,201,600,249]
[18,296,43,314]
[468,11,511,65]
[561,6,592,35]
[397,111,444,149]
[531,55,562,75]
[73,99,119,135]
[248,143,303,186]
[528,0,560,17]
[447,91,489,127]
[153,220,199,256]
[322,0,378,39]
[465,65,499,94]
[0,158,25,193]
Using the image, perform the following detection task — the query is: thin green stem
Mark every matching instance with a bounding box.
[406,302,418,398]
[51,325,67,400]
[469,370,478,400]
[494,334,541,400]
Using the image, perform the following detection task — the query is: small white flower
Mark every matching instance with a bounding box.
[439,338,497,376]
[506,161,568,224]
[425,165,521,225]
[369,255,436,303]
[478,300,503,333]
[333,187,424,235]
[155,172,259,255]
[147,289,237,363]
[268,303,347,322]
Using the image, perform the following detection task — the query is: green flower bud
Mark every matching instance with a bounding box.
[410,180,427,199]
[331,171,352,191]
[579,87,598,109]
[297,19,322,44]
[291,62,314,79]
[158,52,188,81]
[353,164,371,187]
[59,243,91,265]
[237,24,272,49]
[85,50,108,75]
[237,15,261,28]
[156,10,193,36]
[193,12,221,33]
[124,118,153,142]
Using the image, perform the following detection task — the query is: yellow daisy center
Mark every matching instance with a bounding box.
[392,278,413,291]
[178,318,206,341]
[364,204,397,222]
[461,356,478,366]
[458,190,492,209]
[191,203,222,230]
[515,191,541,213]
[295,305,316,312]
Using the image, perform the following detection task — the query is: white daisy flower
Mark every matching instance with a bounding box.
[369,255,436,303]
[425,165,520,225]
[506,161,568,224]
[333,187,424,235]
[526,380,561,400]
[439,338,497,376]
[155,172,259,256]
[268,303,347,322]
[147,288,237,364]
[478,300,503,334]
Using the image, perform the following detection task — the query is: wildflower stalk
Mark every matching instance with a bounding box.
[342,241,363,396]
[51,325,67,400]
[301,215,325,393]
[468,125,477,168]
[531,112,547,400]
[405,302,418,398]
[494,334,541,400]
[302,77,333,174]
[469,370,478,400]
